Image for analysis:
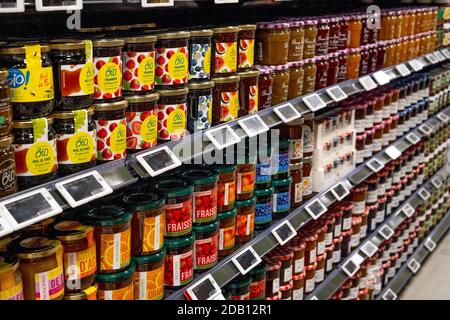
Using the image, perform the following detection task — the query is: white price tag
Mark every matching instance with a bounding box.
[141,0,174,7]
[395,64,411,77]
[205,125,241,150]
[382,288,398,300]
[35,0,82,11]
[215,0,238,3]
[385,146,402,160]
[303,93,326,111]
[418,124,433,136]
[305,199,328,220]
[184,275,222,300]
[342,254,364,277]
[136,146,182,177]
[418,188,430,201]
[326,86,348,102]
[406,133,421,145]
[366,158,384,173]
[238,114,269,138]
[330,181,350,201]
[402,203,415,218]
[425,238,437,252]
[431,177,443,189]
[359,76,378,91]
[426,53,439,64]
[435,52,446,62]
[437,113,450,123]
[408,59,423,72]
[373,71,390,85]
[442,49,450,59]
[378,225,395,240]
[0,214,13,238]
[274,103,302,123]
[0,0,24,12]
[360,241,378,258]
[271,220,297,245]
[407,259,421,274]
[232,247,262,275]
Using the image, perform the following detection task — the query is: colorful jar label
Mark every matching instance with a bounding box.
[248,85,258,114]
[291,139,303,160]
[302,176,312,197]
[123,51,155,92]
[249,278,265,300]
[142,214,164,253]
[126,110,158,150]
[236,213,254,236]
[190,94,213,131]
[94,55,122,100]
[219,90,239,123]
[60,61,94,97]
[64,244,97,284]
[193,188,217,223]
[165,250,194,287]
[219,225,235,251]
[237,171,255,195]
[214,42,237,74]
[99,283,133,300]
[194,233,218,270]
[218,180,235,207]
[272,191,290,213]
[134,267,164,300]
[165,199,193,237]
[95,118,127,161]
[255,201,272,225]
[0,157,17,194]
[157,102,187,141]
[99,229,131,271]
[0,283,24,300]
[256,160,271,184]
[294,182,302,204]
[272,151,289,175]
[14,141,57,177]
[155,46,189,86]
[238,39,254,69]
[35,266,64,300]
[189,43,211,80]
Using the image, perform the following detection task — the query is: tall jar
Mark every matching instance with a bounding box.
[303,19,318,59]
[316,18,331,56]
[157,88,189,142]
[238,70,260,116]
[337,50,349,83]
[238,25,257,71]
[302,58,317,95]
[327,52,339,86]
[0,135,17,196]
[236,161,256,201]
[256,22,290,65]
[164,235,194,289]
[288,20,305,62]
[212,75,240,125]
[288,61,304,100]
[188,29,213,81]
[348,15,363,48]
[212,164,237,213]
[290,162,303,208]
[218,208,237,257]
[269,64,290,106]
[235,197,256,244]
[187,81,214,132]
[347,48,361,80]
[338,15,350,51]
[255,66,273,110]
[212,26,239,76]
[315,55,329,91]
[328,16,341,54]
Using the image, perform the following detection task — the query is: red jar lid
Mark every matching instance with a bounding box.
[333,234,344,244]
[377,169,388,177]
[267,292,282,300]
[365,129,375,135]
[352,216,362,225]
[342,229,353,237]
[305,261,318,271]
[353,183,368,193]
[289,240,306,251]
[356,133,367,141]
[293,270,306,281]
[333,209,344,218]
[365,174,379,184]
[280,280,294,291]
[386,190,394,197]
[367,202,379,211]
[269,64,289,71]
[382,260,391,269]
[325,243,335,253]
[342,202,353,211]
[349,48,361,53]
[288,60,304,68]
[359,287,369,296]
[289,20,305,27]
[300,232,319,242]
[341,279,352,290]
[374,122,385,130]
[265,260,282,271]
[378,196,387,205]
[273,250,294,261]
[316,253,326,262]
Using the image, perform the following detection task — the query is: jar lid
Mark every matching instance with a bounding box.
[366,174,379,184]
[218,208,237,220]
[125,93,160,104]
[271,177,292,188]
[193,220,219,234]
[92,39,125,47]
[96,261,135,283]
[237,70,260,78]
[265,259,282,271]
[210,164,237,174]
[305,261,317,271]
[49,40,85,51]
[86,205,132,227]
[289,240,306,251]
[303,19,318,26]
[353,183,368,192]
[133,248,166,264]
[316,253,326,262]
[333,234,343,244]
[165,233,194,249]
[0,43,51,54]
[238,24,257,31]
[293,270,306,280]
[13,117,54,128]
[325,243,335,253]
[352,216,362,225]
[0,252,19,273]
[48,220,93,242]
[235,197,257,208]
[303,156,312,164]
[225,274,252,289]
[157,31,190,40]
[303,57,317,64]
[93,99,128,112]
[273,250,294,261]
[188,81,215,90]
[254,187,274,197]
[212,75,240,84]
[356,133,366,141]
[299,232,318,242]
[122,192,165,211]
[289,20,305,27]
[11,236,61,259]
[189,29,214,37]
[52,106,95,119]
[267,293,282,300]
[268,64,289,71]
[0,134,13,147]
[181,167,219,185]
[287,61,304,69]
[153,178,194,198]
[63,291,88,300]
[157,87,189,97]
[279,280,293,291]
[289,162,303,171]
[257,22,290,29]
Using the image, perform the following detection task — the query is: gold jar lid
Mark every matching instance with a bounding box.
[238,24,257,31]
[157,31,190,40]
[14,237,61,259]
[49,40,85,51]
[78,27,103,33]
[105,25,132,31]
[52,106,95,119]
[50,220,94,242]
[212,75,240,84]
[237,70,260,78]
[0,69,8,79]
[157,87,189,97]
[13,117,54,129]
[0,232,20,251]
[188,81,215,90]
[190,29,213,37]
[123,35,158,44]
[64,291,87,300]
[94,99,128,112]
[0,134,13,148]
[213,26,240,34]
[0,252,19,274]
[125,93,160,104]
[0,43,51,55]
[92,39,125,48]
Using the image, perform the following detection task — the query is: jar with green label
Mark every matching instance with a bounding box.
[271,177,292,219]
[164,234,194,289]
[132,249,165,300]
[218,208,237,257]
[187,81,214,132]
[235,197,256,244]
[193,220,219,271]
[96,262,135,300]
[157,88,188,142]
[254,187,273,230]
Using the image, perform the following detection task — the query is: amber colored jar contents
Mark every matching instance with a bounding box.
[303,19,318,59]
[348,15,363,48]
[337,50,349,83]
[235,198,256,244]
[302,58,317,95]
[347,48,361,79]
[316,18,330,56]
[327,52,339,86]
[256,22,290,65]
[270,64,290,105]
[218,209,237,257]
[288,20,305,62]
[255,67,273,110]
[384,40,396,67]
[288,61,304,100]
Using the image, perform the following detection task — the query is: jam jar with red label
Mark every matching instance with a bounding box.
[164,234,194,289]
[193,220,219,271]
[238,70,259,117]
[212,27,239,76]
[0,134,17,196]
[212,75,240,125]
[187,81,214,132]
[189,29,213,81]
[157,88,188,142]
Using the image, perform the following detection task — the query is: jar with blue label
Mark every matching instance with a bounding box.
[189,30,212,81]
[272,137,291,180]
[271,177,292,219]
[255,144,272,190]
[187,81,214,132]
[254,187,274,230]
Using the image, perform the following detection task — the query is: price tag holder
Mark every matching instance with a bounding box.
[184,274,222,300]
[373,71,390,85]
[0,214,13,238]
[309,296,319,300]
[35,0,82,11]
[385,146,402,160]
[274,103,302,123]
[210,292,226,300]
[442,49,450,59]
[0,188,62,230]
[402,203,415,218]
[326,86,348,102]
[431,177,443,189]
[136,146,182,177]
[426,53,439,64]
[408,59,423,72]
[395,64,411,77]
[360,241,378,258]
[418,188,431,201]
[303,93,326,112]
[437,113,450,123]
[418,124,433,136]
[435,51,446,62]
[231,247,262,275]
[305,199,328,220]
[382,288,398,300]
[0,0,24,12]
[215,0,238,3]
[55,170,113,208]
[238,114,269,138]
[141,0,174,7]
[271,220,297,245]
[407,259,421,274]
[205,125,241,150]
[341,254,364,278]
[366,158,384,173]
[330,181,350,201]
[359,76,378,91]
[425,238,437,252]
[406,133,421,145]
[378,225,395,240]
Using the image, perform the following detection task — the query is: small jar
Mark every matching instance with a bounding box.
[368,44,378,73]
[316,18,331,56]
[302,157,313,200]
[255,67,273,110]
[359,45,370,76]
[254,187,273,230]
[351,184,368,216]
[0,135,17,196]
[264,258,281,298]
[327,52,339,86]
[132,249,165,300]
[303,113,314,157]
[290,162,303,208]
[269,64,290,105]
[304,261,317,294]
[0,252,23,300]
[302,233,318,266]
[238,70,260,116]
[255,143,272,190]
[271,177,292,219]
[341,203,353,232]
[238,25,257,71]
[338,16,350,51]
[96,262,135,300]
[235,197,256,244]
[280,281,293,300]
[315,55,329,91]
[348,15,363,48]
[288,20,305,62]
[302,58,317,95]
[333,234,343,263]
[325,243,335,273]
[236,161,256,201]
[256,22,290,65]
[341,229,353,258]
[212,27,239,76]
[157,88,189,142]
[188,29,213,81]
[328,17,341,53]
[272,137,290,180]
[218,209,237,257]
[273,249,294,287]
[212,75,240,125]
[289,239,306,275]
[351,216,362,249]
[212,165,237,213]
[288,61,304,100]
[373,122,384,153]
[303,19,318,59]
[225,275,251,300]
[292,271,305,300]
[315,254,326,283]
[164,234,194,289]
[355,133,366,165]
[365,175,379,205]
[249,262,266,300]
[347,48,361,79]
[193,220,219,271]
[337,49,349,83]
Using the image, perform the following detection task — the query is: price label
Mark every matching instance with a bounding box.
[395,64,411,77]
[341,254,364,278]
[0,0,24,12]
[431,177,443,189]
[0,214,13,238]
[56,171,113,208]
[274,103,302,123]
[309,296,319,300]
[418,188,430,201]
[303,93,326,111]
[210,292,226,300]
[425,238,437,252]
[271,220,297,245]
[35,0,82,11]
[435,52,446,62]
[442,49,450,59]
[0,188,62,230]
[407,259,421,274]
[378,225,395,240]
[205,125,241,150]
[359,76,378,91]
[366,158,384,173]
[326,86,348,102]
[305,199,328,220]
[385,146,402,160]
[408,59,423,72]
[238,114,269,138]
[426,53,439,64]
[184,275,222,300]
[231,246,262,275]
[330,181,350,201]
[437,113,450,123]
[373,71,390,85]
[418,124,433,136]
[406,133,421,145]
[136,146,182,177]
[382,288,398,300]
[360,241,378,258]
[141,0,174,7]
[402,203,415,218]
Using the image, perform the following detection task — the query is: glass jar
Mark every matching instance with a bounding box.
[238,25,257,71]
[212,27,239,76]
[304,261,317,294]
[122,35,157,94]
[338,15,350,51]
[365,175,379,205]
[316,18,330,56]
[93,99,127,162]
[256,22,290,65]
[212,75,240,125]
[347,48,361,79]
[122,192,165,256]
[0,252,24,300]
[0,44,55,120]
[269,64,290,106]
[351,217,362,249]
[341,203,352,232]
[0,135,17,196]
[302,58,317,95]
[360,13,370,46]
[255,67,273,110]
[302,157,313,200]
[236,162,256,200]
[290,162,303,208]
[13,117,58,189]
[315,55,329,91]
[289,239,306,276]
[238,70,260,116]
[249,262,266,300]
[49,41,94,110]
[125,92,159,151]
[271,177,292,219]
[328,17,341,54]
[254,187,273,230]
[96,262,135,300]
[351,184,368,215]
[193,220,219,271]
[327,52,339,86]
[218,208,237,257]
[288,61,304,100]
[272,137,290,180]
[92,39,125,102]
[264,258,281,298]
[303,19,318,59]
[188,29,213,81]
[132,249,165,300]
[301,232,318,266]
[349,15,363,48]
[235,197,256,244]
[157,87,188,141]
[212,165,237,212]
[288,20,305,62]
[255,142,272,190]
[315,254,326,283]
[0,70,13,136]
[273,249,294,287]
[377,41,387,69]
[355,133,366,165]
[225,275,251,300]
[0,232,19,251]
[373,122,384,153]
[155,31,190,88]
[359,45,370,76]
[164,234,194,289]
[337,49,349,83]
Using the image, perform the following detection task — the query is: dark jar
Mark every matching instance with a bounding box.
[212,27,239,76]
[187,81,214,133]
[271,177,292,219]
[224,275,251,300]
[272,137,291,180]
[0,134,17,196]
[254,187,274,230]
[290,162,303,208]
[188,29,213,81]
[255,66,273,110]
[164,234,194,289]
[249,262,266,300]
[193,220,219,271]
[212,75,240,125]
[211,164,237,213]
[238,70,260,117]
[157,88,189,142]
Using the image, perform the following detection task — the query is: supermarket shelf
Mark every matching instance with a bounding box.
[377,208,450,300]
[305,168,449,300]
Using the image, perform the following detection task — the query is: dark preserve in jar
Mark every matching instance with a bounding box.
[255,66,273,110]
[212,75,240,125]
[212,27,239,76]
[0,135,17,196]
[187,81,214,132]
[189,29,212,82]
[0,44,55,120]
[238,70,259,117]
[192,220,219,271]
[53,106,97,175]
[238,25,257,71]
[49,40,94,110]
[164,234,194,289]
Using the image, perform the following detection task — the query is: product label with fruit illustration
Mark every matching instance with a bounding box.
[134,266,164,300]
[190,94,212,131]
[248,85,258,114]
[291,138,303,160]
[237,171,255,195]
[98,283,133,300]
[99,229,131,272]
[272,191,290,213]
[255,202,272,225]
[165,199,193,237]
[142,214,164,253]
[214,42,237,74]
[95,118,127,161]
[194,234,218,270]
[34,265,64,300]
[193,188,217,223]
[256,160,271,184]
[217,180,235,207]
[157,102,187,141]
[238,39,255,69]
[189,43,211,80]
[126,110,158,150]
[236,213,255,236]
[94,55,122,100]
[123,50,155,92]
[219,90,239,123]
[272,150,289,175]
[219,225,235,251]
[164,250,194,287]
[302,176,312,197]
[155,46,189,86]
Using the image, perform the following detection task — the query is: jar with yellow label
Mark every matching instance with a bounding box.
[212,26,239,76]
[9,236,64,300]
[93,99,128,162]
[187,81,214,132]
[133,249,165,300]
[0,252,24,300]
[0,43,55,120]
[97,262,135,300]
[212,75,240,125]
[47,220,97,292]
[238,25,257,71]
[157,88,188,142]
[13,117,58,190]
[125,93,159,152]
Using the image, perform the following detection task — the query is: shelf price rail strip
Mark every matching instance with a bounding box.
[305,167,449,300]
[377,208,450,300]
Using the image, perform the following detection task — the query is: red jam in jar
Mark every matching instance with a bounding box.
[157,88,188,142]
[238,70,260,117]
[212,27,239,76]
[193,220,219,271]
[255,66,273,110]
[212,75,240,125]
[315,55,329,91]
[164,234,194,289]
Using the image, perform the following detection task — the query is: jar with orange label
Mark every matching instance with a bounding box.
[288,61,304,100]
[10,237,64,300]
[157,88,188,142]
[238,70,260,116]
[0,252,24,300]
[97,262,135,300]
[348,15,362,48]
[85,206,132,274]
[47,220,97,292]
[211,165,236,213]
[302,58,317,95]
[83,283,97,300]
[347,48,361,79]
[236,160,256,201]
[218,208,237,257]
[122,192,165,256]
[164,234,194,289]
[212,75,240,125]
[256,22,290,65]
[212,27,239,76]
[133,249,165,300]
[235,197,256,244]
[288,20,305,62]
[269,64,290,106]
[238,25,256,71]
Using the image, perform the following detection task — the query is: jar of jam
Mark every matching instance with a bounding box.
[238,25,256,71]
[236,162,256,201]
[366,175,379,205]
[333,234,343,263]
[211,27,238,76]
[316,18,330,56]
[315,253,326,283]
[325,243,335,274]
[49,40,94,110]
[225,275,251,300]
[238,70,259,116]
[93,99,127,162]
[255,66,273,110]
[122,192,165,256]
[255,142,272,190]
[351,184,368,215]
[132,249,165,300]
[249,262,266,300]
[377,41,387,69]
[0,252,23,300]
[328,16,341,54]
[347,48,361,80]
[193,220,219,271]
[0,44,54,120]
[96,261,135,300]
[271,177,291,219]
[0,135,17,196]
[349,15,363,48]
[368,44,378,73]
[288,61,304,100]
[303,19,318,59]
[157,88,188,141]
[212,165,236,212]
[327,52,339,86]
[373,122,384,153]
[254,187,273,230]
[218,208,237,257]
[359,45,370,76]
[341,203,352,232]
[338,15,350,51]
[355,133,366,165]
[351,216,362,249]
[13,117,58,189]
[304,261,317,294]
[212,75,240,125]
[337,49,349,83]
[272,137,290,180]
[188,29,213,81]
[164,234,194,289]
[302,58,317,95]
[290,162,303,208]
[288,20,305,62]
[153,178,194,238]
[155,31,190,88]
[92,39,125,102]
[256,22,290,65]
[264,258,281,297]
[302,157,313,200]
[315,55,329,91]
[269,64,290,106]
[235,197,256,244]
[303,113,314,157]
[274,249,294,288]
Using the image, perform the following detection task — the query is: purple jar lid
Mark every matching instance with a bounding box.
[338,49,350,55]
[329,16,341,23]
[257,21,290,29]
[287,60,305,68]
[328,52,339,58]
[254,65,273,74]
[304,19,318,26]
[304,57,317,64]
[315,55,327,61]
[268,64,289,71]
[289,20,305,28]
[339,15,351,21]
[319,18,330,24]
